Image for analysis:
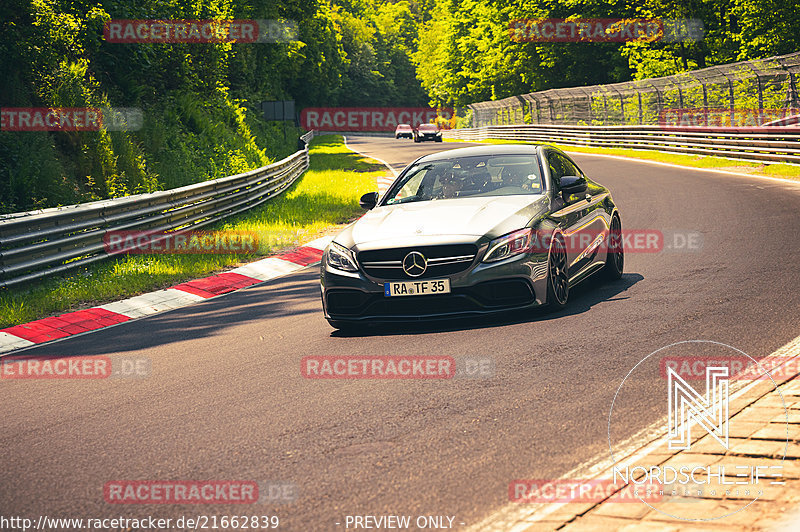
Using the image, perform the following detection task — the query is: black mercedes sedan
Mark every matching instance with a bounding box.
[320,144,623,330]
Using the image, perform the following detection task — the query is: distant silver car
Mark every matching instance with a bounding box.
[320,145,623,330]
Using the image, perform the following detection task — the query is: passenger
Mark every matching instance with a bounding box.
[501,165,541,191]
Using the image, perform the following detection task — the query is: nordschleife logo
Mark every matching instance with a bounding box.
[608,340,788,521]
[667,365,729,450]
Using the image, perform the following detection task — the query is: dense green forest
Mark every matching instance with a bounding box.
[1,0,797,212]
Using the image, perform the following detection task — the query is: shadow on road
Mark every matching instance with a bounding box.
[10,269,324,358]
[8,269,643,357]
[330,272,644,338]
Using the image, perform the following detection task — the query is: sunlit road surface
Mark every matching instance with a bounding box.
[2,136,800,530]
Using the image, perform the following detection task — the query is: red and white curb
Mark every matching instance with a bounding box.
[0,235,334,355]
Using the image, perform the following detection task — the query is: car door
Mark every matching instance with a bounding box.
[547,151,608,278]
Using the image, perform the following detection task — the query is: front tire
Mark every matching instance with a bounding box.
[602,214,624,281]
[547,235,569,310]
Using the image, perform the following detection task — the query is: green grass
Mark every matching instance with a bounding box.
[0,135,385,329]
[446,137,800,180]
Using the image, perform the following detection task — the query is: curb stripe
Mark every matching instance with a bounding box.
[0,237,333,356]
[0,332,36,354]
[171,272,262,299]
[228,258,303,281]
[97,289,206,319]
[276,246,324,267]
[1,308,130,344]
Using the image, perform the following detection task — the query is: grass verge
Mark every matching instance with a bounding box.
[0,135,384,329]
[446,137,800,180]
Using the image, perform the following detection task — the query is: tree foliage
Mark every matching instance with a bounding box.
[412,0,800,107]
[1,0,797,211]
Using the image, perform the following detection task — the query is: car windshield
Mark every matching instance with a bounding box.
[383,155,543,205]
[418,124,438,131]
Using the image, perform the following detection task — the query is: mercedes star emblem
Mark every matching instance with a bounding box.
[402,251,427,277]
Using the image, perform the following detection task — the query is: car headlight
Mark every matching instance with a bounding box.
[327,242,358,272]
[483,228,533,263]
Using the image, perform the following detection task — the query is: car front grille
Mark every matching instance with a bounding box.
[325,279,537,319]
[358,244,478,280]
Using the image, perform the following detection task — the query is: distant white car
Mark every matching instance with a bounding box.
[395,124,413,139]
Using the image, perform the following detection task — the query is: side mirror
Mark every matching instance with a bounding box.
[559,176,587,199]
[359,191,379,210]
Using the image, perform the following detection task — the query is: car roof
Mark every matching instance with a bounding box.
[415,144,542,162]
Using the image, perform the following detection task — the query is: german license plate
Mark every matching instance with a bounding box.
[384,279,450,297]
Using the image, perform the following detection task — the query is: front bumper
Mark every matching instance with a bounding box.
[321,249,550,323]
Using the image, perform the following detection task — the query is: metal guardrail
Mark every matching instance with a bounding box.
[443,124,800,164]
[0,130,316,289]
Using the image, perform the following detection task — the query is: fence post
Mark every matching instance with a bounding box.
[638,90,643,125]
[720,70,735,125]
[775,56,800,111]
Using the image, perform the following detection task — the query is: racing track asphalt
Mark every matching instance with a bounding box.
[2,136,800,530]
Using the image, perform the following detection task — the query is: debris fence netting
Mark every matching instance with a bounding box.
[462,52,800,128]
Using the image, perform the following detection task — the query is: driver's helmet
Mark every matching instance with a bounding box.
[439,167,464,197]
[459,159,491,189]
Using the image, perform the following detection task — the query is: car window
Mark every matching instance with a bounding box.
[547,151,567,183]
[392,166,429,200]
[548,152,583,188]
[383,155,543,205]
[560,154,583,178]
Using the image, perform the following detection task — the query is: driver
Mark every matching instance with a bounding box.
[439,170,464,198]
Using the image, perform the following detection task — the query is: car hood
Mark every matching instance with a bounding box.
[335,195,549,249]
